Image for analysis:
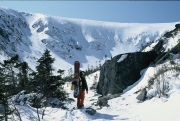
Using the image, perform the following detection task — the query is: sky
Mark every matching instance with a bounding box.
[1,1,180,23]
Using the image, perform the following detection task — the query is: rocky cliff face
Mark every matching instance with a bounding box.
[0,8,31,57]
[97,51,158,96]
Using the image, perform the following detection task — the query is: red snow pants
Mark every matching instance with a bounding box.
[77,89,85,107]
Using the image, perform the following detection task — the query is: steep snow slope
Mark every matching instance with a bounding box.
[0,6,179,75]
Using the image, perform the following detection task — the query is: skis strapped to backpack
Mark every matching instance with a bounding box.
[72,61,80,98]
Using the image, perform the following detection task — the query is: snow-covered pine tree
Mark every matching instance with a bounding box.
[35,49,55,96]
[33,49,67,108]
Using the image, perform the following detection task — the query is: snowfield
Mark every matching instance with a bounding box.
[15,61,180,121]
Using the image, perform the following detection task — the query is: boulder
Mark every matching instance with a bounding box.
[136,88,147,101]
[97,93,121,107]
[97,51,158,96]
[175,23,180,29]
[85,107,96,115]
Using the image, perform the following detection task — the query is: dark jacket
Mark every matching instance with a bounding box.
[79,76,88,92]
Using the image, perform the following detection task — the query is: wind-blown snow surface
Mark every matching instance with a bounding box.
[0,6,179,75]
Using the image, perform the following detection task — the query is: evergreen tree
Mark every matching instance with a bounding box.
[3,54,19,94]
[27,71,37,92]
[35,49,55,94]
[37,49,54,82]
[0,64,14,121]
[17,62,29,91]
[51,69,66,99]
[57,69,65,80]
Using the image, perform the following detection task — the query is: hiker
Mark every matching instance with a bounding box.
[77,71,88,108]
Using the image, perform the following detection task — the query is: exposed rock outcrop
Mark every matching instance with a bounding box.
[97,51,158,96]
[85,107,96,115]
[97,93,122,107]
[136,88,147,102]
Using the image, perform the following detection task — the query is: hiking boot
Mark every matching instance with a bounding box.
[78,104,84,109]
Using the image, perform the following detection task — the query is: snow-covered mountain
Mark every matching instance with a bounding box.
[2,6,180,121]
[0,6,179,75]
